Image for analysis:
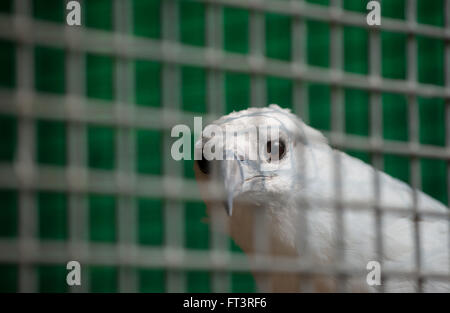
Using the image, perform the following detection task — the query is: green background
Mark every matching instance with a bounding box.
[0,0,448,292]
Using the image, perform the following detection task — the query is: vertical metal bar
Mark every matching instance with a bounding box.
[409,98,422,292]
[65,0,89,293]
[206,2,230,293]
[329,0,346,292]
[250,8,266,107]
[407,0,423,293]
[444,0,450,276]
[330,0,344,134]
[368,12,384,292]
[249,1,270,292]
[114,0,137,293]
[162,0,185,293]
[370,92,384,292]
[331,150,345,291]
[292,0,309,123]
[14,0,36,293]
[291,0,312,292]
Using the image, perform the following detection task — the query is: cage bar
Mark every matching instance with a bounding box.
[0,15,448,100]
[445,0,450,277]
[14,0,37,293]
[329,0,347,292]
[206,1,231,293]
[65,0,89,293]
[0,0,448,293]
[250,5,265,108]
[114,0,137,293]
[201,0,449,40]
[161,0,185,293]
[368,2,384,292]
[406,0,423,293]
[291,0,308,123]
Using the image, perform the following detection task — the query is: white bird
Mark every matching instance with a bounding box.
[193,104,450,292]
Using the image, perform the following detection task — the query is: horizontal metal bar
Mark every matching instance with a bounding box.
[0,15,448,99]
[0,163,448,221]
[0,239,448,281]
[1,89,450,161]
[202,0,450,41]
[326,132,450,161]
[0,89,219,131]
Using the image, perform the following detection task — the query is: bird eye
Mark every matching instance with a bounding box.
[196,154,210,175]
[266,140,286,162]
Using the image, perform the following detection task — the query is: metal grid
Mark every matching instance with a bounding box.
[0,0,448,292]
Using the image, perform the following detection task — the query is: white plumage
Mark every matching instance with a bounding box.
[193,104,450,292]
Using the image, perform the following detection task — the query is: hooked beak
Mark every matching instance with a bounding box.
[221,158,244,216]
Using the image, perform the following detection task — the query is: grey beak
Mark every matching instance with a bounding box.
[221,156,244,216]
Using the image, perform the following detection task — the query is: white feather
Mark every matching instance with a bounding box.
[195,104,450,292]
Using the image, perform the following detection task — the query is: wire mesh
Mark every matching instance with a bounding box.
[0,0,448,292]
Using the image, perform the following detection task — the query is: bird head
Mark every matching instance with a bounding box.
[193,104,328,222]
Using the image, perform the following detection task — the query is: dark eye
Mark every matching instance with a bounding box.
[266,140,286,161]
[196,154,210,174]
